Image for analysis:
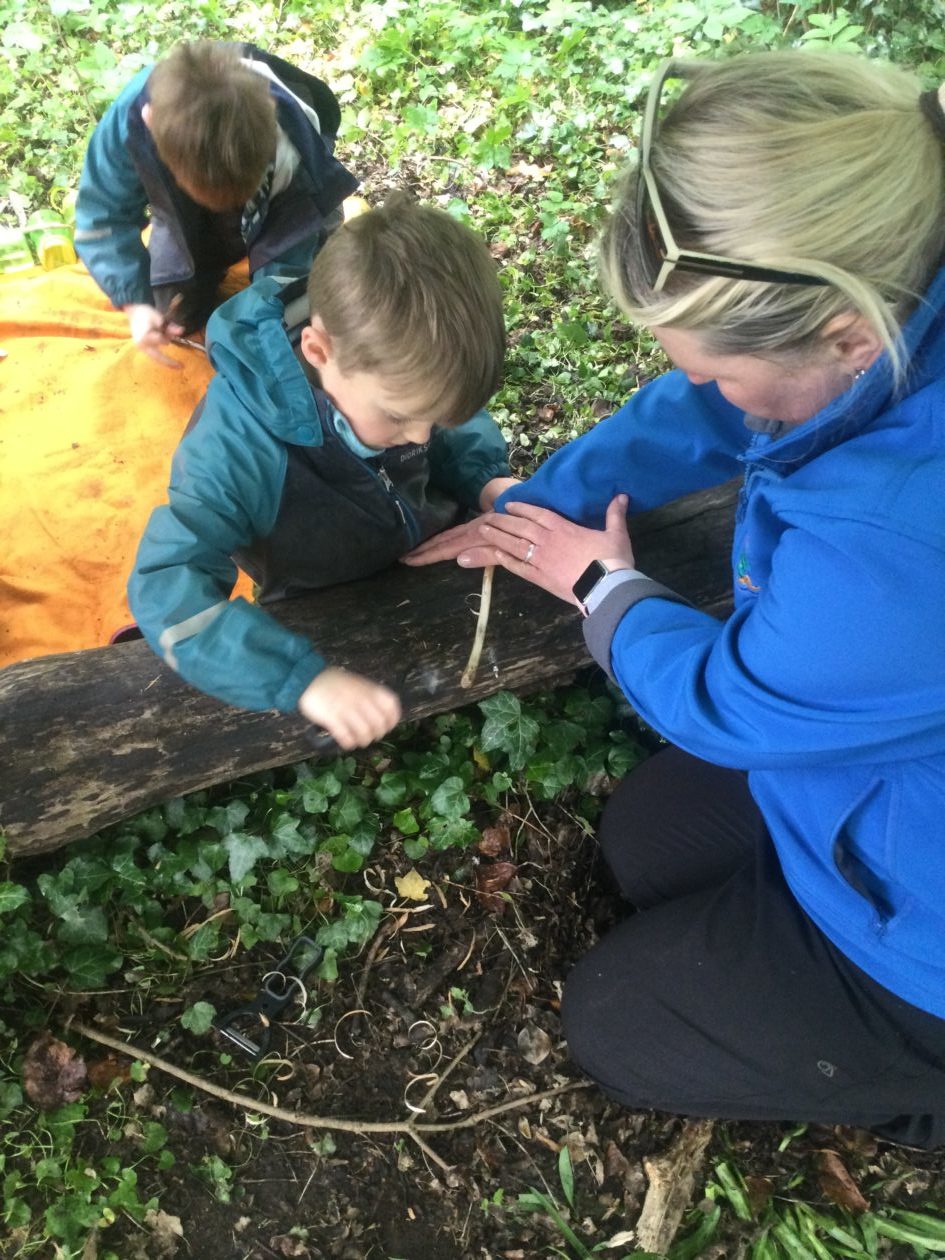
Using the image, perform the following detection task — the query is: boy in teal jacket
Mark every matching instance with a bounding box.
[129,195,514,747]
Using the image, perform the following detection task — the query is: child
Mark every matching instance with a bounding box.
[128,194,516,748]
[75,40,356,366]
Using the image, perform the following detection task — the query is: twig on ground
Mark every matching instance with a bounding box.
[416,1031,482,1114]
[460,565,494,688]
[67,1019,590,1166]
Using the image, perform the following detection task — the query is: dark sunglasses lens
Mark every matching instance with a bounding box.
[636,173,666,289]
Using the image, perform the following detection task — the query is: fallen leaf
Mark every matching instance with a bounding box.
[22,1032,88,1110]
[86,1053,131,1091]
[270,1237,310,1258]
[816,1149,870,1214]
[478,822,511,857]
[517,1022,552,1065]
[475,860,517,914]
[745,1174,774,1216]
[395,869,431,901]
[603,1139,632,1185]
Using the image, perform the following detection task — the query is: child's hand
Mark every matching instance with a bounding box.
[124,303,184,369]
[298,667,401,749]
[479,475,521,510]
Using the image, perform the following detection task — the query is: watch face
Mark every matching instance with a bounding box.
[572,559,609,604]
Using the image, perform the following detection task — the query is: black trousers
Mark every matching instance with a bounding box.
[561,748,945,1148]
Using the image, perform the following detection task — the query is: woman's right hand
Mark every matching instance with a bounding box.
[124,303,183,368]
[401,516,498,567]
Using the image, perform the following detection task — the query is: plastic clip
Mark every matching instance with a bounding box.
[212,935,323,1059]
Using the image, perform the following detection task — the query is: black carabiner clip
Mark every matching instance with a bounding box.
[212,935,323,1059]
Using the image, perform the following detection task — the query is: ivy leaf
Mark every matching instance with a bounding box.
[181,1002,216,1035]
[61,944,123,988]
[208,800,250,837]
[329,788,368,832]
[376,771,411,808]
[479,692,541,769]
[224,832,269,883]
[0,882,29,915]
[392,808,420,835]
[430,776,470,820]
[268,869,299,898]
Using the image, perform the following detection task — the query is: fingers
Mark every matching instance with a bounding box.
[402,519,490,566]
[456,544,502,568]
[140,340,182,369]
[298,669,401,750]
[605,493,630,529]
[327,689,401,749]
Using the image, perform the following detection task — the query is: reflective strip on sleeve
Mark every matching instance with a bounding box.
[74,227,113,241]
[158,601,228,670]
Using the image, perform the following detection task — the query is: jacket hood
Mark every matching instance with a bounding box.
[205,275,326,447]
[745,264,945,471]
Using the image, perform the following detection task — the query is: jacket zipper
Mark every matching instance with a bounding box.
[376,465,420,548]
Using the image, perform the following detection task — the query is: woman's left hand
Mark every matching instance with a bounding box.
[461,493,636,606]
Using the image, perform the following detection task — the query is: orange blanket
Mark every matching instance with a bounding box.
[0,263,249,669]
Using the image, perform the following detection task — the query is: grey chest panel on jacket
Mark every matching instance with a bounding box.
[236,422,462,604]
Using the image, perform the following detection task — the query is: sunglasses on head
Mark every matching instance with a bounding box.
[636,59,830,293]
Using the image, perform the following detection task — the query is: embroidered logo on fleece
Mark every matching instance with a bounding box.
[736,553,760,593]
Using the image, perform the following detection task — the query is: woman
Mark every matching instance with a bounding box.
[407,50,945,1146]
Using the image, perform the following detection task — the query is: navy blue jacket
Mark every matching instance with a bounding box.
[75,44,357,307]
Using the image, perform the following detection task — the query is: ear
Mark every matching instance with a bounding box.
[300,318,333,371]
[141,102,153,129]
[820,313,884,375]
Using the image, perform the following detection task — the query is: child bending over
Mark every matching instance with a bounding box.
[75,40,356,365]
[129,194,515,747]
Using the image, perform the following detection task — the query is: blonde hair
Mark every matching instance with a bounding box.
[307,193,505,425]
[148,42,276,205]
[600,51,945,382]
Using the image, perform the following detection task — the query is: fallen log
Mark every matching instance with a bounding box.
[0,482,737,855]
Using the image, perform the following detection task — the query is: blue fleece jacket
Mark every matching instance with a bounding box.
[128,275,510,715]
[498,267,945,1020]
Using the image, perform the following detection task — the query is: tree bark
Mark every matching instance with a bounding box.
[0,483,737,855]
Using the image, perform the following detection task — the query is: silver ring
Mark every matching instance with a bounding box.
[524,542,536,564]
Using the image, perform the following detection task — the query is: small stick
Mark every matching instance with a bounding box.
[460,565,494,688]
[67,1019,588,1137]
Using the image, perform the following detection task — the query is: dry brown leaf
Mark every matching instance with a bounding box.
[22,1032,88,1110]
[517,1022,552,1065]
[604,1139,633,1184]
[816,1149,870,1214]
[86,1053,131,1091]
[475,860,517,914]
[745,1174,774,1216]
[478,822,511,858]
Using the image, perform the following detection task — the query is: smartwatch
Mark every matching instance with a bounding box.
[572,560,612,615]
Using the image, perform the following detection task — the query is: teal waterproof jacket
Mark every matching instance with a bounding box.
[128,276,510,713]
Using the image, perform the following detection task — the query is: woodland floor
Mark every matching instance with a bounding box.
[13,779,945,1260]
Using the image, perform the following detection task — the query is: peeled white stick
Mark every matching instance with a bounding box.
[460,565,494,689]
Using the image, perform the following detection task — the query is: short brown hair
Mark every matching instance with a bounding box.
[307,193,505,425]
[148,42,276,206]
